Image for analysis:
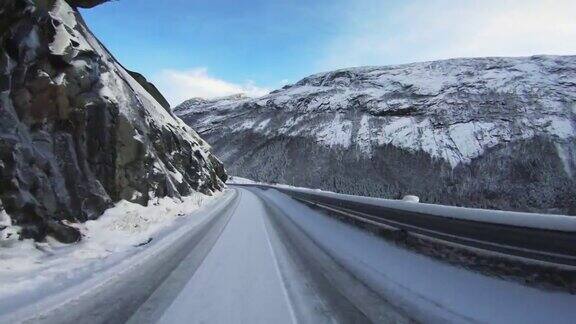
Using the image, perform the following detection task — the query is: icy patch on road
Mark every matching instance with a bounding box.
[0,192,221,305]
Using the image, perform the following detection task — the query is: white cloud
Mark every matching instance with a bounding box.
[320,0,576,70]
[153,68,270,106]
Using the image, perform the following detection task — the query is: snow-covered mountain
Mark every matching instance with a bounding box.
[176,94,251,114]
[176,55,576,215]
[0,0,226,242]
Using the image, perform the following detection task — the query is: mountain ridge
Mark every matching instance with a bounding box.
[176,55,576,214]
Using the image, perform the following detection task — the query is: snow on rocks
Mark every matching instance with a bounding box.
[79,193,214,250]
[0,201,20,248]
[315,113,353,148]
[255,118,271,132]
[555,142,576,177]
[48,0,91,59]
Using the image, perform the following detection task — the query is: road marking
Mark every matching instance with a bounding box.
[260,199,299,324]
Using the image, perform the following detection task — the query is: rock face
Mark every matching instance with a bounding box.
[176,56,576,215]
[67,0,109,8]
[0,0,226,242]
[126,69,172,112]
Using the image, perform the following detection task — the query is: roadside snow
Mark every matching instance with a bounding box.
[0,191,223,309]
[79,193,213,254]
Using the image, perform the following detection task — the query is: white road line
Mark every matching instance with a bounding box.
[259,203,298,324]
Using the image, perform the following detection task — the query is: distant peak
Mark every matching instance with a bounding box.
[174,93,250,114]
[217,93,249,100]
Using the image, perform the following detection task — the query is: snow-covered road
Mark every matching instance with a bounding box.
[157,189,297,324]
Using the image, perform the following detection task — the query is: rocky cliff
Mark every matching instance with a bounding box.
[176,56,576,215]
[0,0,226,242]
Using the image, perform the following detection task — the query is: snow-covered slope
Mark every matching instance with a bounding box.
[0,0,226,242]
[174,94,251,117]
[176,56,576,215]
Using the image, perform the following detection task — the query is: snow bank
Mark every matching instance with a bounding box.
[77,193,214,255]
[0,191,224,307]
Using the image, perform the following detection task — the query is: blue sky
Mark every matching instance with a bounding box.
[82,0,576,105]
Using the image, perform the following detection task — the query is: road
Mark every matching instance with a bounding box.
[5,187,574,324]
[131,187,407,324]
[129,187,575,324]
[157,188,298,323]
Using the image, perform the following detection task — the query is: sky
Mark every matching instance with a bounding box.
[82,0,576,106]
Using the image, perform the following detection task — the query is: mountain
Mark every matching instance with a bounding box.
[174,94,251,116]
[176,55,576,215]
[0,0,226,242]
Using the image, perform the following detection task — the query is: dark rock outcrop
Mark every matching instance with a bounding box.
[67,0,109,8]
[126,69,172,113]
[0,0,226,242]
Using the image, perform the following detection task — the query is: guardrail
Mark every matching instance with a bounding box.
[232,184,576,267]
